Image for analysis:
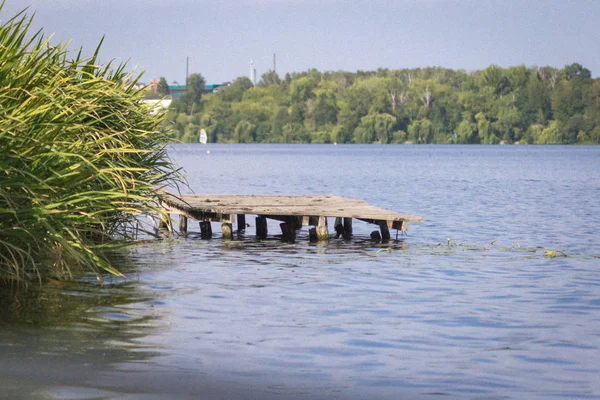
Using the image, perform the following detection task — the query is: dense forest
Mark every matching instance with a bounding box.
[161,63,600,144]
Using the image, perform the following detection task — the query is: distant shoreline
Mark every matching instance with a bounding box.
[167,142,598,146]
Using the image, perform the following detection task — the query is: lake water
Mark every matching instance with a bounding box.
[1,144,599,400]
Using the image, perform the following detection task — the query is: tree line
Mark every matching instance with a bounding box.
[160,63,600,144]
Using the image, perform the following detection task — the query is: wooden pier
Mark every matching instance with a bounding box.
[158,193,423,242]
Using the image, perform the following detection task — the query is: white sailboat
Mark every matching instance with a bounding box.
[199,129,207,145]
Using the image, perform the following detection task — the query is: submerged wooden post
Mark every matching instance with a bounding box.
[316,216,329,241]
[292,217,303,230]
[343,217,353,236]
[237,214,246,232]
[370,230,382,242]
[179,215,188,236]
[222,222,233,240]
[256,216,268,239]
[334,217,344,238]
[200,221,212,239]
[379,220,390,243]
[280,222,296,242]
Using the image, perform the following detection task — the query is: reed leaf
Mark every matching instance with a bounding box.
[0,5,182,282]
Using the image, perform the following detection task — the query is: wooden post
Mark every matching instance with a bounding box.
[309,227,318,242]
[179,215,188,236]
[256,216,268,239]
[316,216,329,241]
[379,221,390,243]
[370,230,382,242]
[343,217,353,236]
[222,222,233,240]
[237,214,246,232]
[200,221,212,239]
[280,222,296,242]
[293,217,303,230]
[334,217,344,238]
[392,220,408,232]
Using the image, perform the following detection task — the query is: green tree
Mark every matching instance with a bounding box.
[455,115,477,144]
[407,119,433,143]
[165,63,600,145]
[506,65,530,91]
[312,92,339,127]
[289,103,307,124]
[479,65,511,97]
[521,74,552,126]
[272,107,289,141]
[537,120,561,144]
[258,70,281,87]
[234,120,255,143]
[476,112,499,144]
[157,77,170,96]
[563,63,592,81]
[527,124,544,144]
[281,123,307,143]
[289,76,318,103]
[217,76,253,102]
[353,113,396,143]
[181,122,199,143]
[493,106,523,143]
[180,73,206,114]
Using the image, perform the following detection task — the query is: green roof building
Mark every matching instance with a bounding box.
[168,83,186,99]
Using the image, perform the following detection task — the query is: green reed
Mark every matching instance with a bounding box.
[0,5,181,282]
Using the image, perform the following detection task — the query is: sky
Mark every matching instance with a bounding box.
[2,0,598,84]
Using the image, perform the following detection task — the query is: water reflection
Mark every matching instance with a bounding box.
[2,234,600,399]
[0,262,165,399]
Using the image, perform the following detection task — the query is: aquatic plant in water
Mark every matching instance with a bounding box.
[0,5,181,282]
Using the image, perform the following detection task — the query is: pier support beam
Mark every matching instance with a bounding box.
[378,221,390,243]
[256,216,268,239]
[237,214,246,232]
[316,216,329,241]
[200,221,212,239]
[222,222,233,240]
[179,216,188,236]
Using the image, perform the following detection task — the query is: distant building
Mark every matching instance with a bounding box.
[204,82,231,94]
[148,79,159,93]
[168,81,231,98]
[168,82,186,99]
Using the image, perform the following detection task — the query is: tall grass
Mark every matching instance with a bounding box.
[0,6,181,282]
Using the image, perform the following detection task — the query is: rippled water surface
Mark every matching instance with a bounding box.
[1,145,599,400]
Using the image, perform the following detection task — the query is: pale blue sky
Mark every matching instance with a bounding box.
[2,0,598,84]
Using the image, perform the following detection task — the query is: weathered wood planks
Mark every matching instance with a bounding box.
[159,193,423,242]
